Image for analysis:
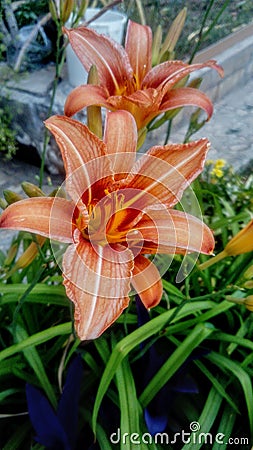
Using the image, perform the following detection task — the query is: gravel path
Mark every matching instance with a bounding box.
[145,75,253,173]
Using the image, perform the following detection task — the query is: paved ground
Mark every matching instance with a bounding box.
[0,75,252,252]
[145,75,253,173]
[192,75,253,172]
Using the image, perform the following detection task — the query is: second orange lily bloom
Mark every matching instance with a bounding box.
[0,111,214,339]
[64,20,223,130]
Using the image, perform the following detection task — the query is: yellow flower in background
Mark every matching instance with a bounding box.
[211,167,224,178]
[210,159,226,178]
[215,159,226,168]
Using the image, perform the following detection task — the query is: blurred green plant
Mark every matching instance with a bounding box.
[0,106,17,160]
[125,0,253,60]
[14,0,49,28]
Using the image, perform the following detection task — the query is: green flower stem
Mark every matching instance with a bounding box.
[163,118,172,145]
[188,0,215,64]
[39,23,66,188]
[198,250,227,270]
[189,0,231,63]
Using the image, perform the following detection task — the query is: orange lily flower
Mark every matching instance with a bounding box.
[0,111,214,340]
[64,20,223,130]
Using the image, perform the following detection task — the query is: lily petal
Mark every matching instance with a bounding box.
[133,208,214,255]
[103,111,137,176]
[45,115,113,205]
[64,85,110,117]
[161,87,214,119]
[125,20,152,88]
[63,26,133,94]
[143,59,224,91]
[62,236,134,339]
[125,139,209,208]
[132,255,163,308]
[45,114,107,165]
[0,197,74,243]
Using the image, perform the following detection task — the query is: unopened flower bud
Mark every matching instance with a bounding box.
[188,77,202,90]
[21,182,45,197]
[5,235,46,279]
[159,7,187,60]
[0,198,8,210]
[244,295,253,312]
[243,265,253,280]
[49,0,59,22]
[152,25,162,66]
[74,0,88,24]
[17,235,46,268]
[137,127,147,150]
[225,219,253,256]
[199,219,253,270]
[3,190,23,205]
[87,65,102,138]
[4,242,19,265]
[49,187,66,198]
[61,0,74,23]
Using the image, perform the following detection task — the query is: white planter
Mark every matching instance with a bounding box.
[66,8,127,87]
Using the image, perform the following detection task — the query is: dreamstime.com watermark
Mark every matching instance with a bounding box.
[110,422,250,446]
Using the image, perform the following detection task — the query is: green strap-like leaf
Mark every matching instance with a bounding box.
[207,351,253,437]
[212,403,237,450]
[195,360,239,414]
[92,305,215,435]
[139,322,214,407]
[2,421,31,450]
[0,322,72,362]
[115,355,143,450]
[15,322,58,409]
[181,385,223,450]
[92,301,216,433]
[0,283,68,306]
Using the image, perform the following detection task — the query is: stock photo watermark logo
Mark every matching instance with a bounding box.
[50,150,209,300]
[110,421,250,446]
